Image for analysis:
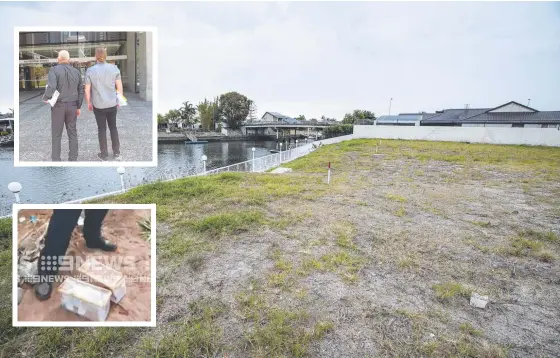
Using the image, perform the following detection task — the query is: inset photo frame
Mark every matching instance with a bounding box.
[12,203,156,327]
[14,27,158,167]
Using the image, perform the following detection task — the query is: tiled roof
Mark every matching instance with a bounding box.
[462,111,560,124]
[268,112,290,118]
[421,109,469,124]
[419,103,560,125]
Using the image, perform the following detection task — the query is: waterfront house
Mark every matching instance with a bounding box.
[376,114,422,126]
[261,112,298,124]
[376,101,560,128]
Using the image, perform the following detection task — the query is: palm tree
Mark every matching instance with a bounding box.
[180,101,197,127]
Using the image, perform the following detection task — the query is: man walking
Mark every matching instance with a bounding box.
[34,209,118,301]
[85,48,123,161]
[42,50,83,161]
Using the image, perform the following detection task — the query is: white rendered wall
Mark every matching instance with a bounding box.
[353,125,560,147]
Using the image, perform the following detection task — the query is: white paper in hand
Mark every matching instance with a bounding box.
[117,92,128,107]
[42,84,60,107]
[47,90,60,107]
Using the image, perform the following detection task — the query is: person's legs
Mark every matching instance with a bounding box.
[105,106,120,156]
[51,104,66,161]
[82,209,118,251]
[65,103,79,161]
[93,107,109,159]
[35,209,82,300]
[38,209,82,276]
[82,209,108,244]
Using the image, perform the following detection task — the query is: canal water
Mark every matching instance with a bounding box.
[0,140,279,215]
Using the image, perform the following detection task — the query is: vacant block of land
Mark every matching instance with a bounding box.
[1,139,559,357]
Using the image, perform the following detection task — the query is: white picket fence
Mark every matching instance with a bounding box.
[0,135,353,218]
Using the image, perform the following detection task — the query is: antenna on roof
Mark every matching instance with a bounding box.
[464,104,469,118]
[528,98,531,106]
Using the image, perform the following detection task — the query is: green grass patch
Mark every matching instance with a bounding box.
[235,288,334,357]
[186,210,266,236]
[397,256,420,270]
[464,238,494,254]
[236,290,267,321]
[266,249,296,290]
[377,307,505,357]
[386,193,408,203]
[302,251,365,283]
[159,234,211,260]
[0,217,23,348]
[520,229,558,244]
[140,298,226,357]
[395,308,423,320]
[460,322,483,337]
[509,236,543,256]
[244,308,332,358]
[73,328,140,358]
[5,327,140,358]
[432,282,471,302]
[501,229,559,262]
[395,206,406,217]
[333,221,357,249]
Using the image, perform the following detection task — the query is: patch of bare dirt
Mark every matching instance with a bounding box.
[17,209,152,323]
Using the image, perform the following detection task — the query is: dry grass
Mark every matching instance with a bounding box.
[2,138,559,357]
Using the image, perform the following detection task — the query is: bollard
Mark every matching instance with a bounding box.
[327,162,331,184]
[8,182,22,204]
[279,143,283,164]
[117,167,126,192]
[252,147,256,172]
[295,140,299,157]
[201,155,207,174]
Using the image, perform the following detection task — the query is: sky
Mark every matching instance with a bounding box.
[1,1,560,120]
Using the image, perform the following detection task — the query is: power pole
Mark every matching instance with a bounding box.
[389,98,393,115]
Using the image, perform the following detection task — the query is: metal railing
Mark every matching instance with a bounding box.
[0,135,353,218]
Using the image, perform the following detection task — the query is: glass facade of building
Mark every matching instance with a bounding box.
[19,32,131,92]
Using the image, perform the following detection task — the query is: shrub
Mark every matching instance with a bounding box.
[323,124,353,139]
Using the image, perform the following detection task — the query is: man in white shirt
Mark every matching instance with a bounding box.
[85,48,123,161]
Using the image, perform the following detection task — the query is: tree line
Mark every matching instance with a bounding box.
[157,92,256,131]
[158,91,376,132]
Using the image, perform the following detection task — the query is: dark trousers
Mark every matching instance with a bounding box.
[93,106,120,158]
[38,209,108,279]
[51,102,78,161]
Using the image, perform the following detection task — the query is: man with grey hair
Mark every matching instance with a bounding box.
[42,50,83,161]
[85,47,123,161]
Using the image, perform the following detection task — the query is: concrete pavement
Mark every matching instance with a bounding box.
[18,91,153,163]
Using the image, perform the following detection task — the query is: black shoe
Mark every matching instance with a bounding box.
[97,153,109,161]
[86,237,118,252]
[34,282,53,301]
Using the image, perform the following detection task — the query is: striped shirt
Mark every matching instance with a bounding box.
[85,62,121,109]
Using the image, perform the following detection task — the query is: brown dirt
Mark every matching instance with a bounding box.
[17,209,152,323]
